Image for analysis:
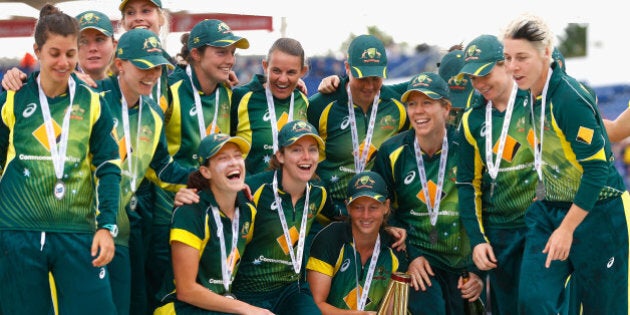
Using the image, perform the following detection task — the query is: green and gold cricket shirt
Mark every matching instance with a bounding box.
[0,72,121,232]
[372,127,473,272]
[308,79,409,215]
[157,189,256,301]
[527,64,625,209]
[306,221,399,312]
[232,169,335,293]
[99,76,191,245]
[457,89,536,247]
[151,66,233,225]
[231,74,309,175]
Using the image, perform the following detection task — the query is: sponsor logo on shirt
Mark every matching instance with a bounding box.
[340,116,351,130]
[404,171,416,185]
[340,258,351,272]
[22,103,37,118]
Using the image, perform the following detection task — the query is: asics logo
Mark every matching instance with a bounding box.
[99,267,106,279]
[607,257,615,268]
[340,116,351,130]
[270,201,279,211]
[404,171,416,185]
[263,111,271,122]
[480,122,488,138]
[189,106,198,117]
[113,118,119,128]
[23,103,37,118]
[340,258,351,272]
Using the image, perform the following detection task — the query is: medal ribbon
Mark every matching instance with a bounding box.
[37,75,76,184]
[353,235,381,311]
[119,78,143,193]
[209,205,240,293]
[265,81,294,153]
[530,68,552,181]
[186,65,219,137]
[347,85,380,173]
[272,171,310,274]
[413,132,448,226]
[485,82,518,180]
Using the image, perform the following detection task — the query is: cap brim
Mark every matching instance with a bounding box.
[210,37,250,49]
[120,0,161,10]
[226,137,251,157]
[347,193,387,204]
[130,55,174,70]
[80,26,112,37]
[460,61,495,77]
[349,65,387,79]
[282,133,325,161]
[401,88,444,102]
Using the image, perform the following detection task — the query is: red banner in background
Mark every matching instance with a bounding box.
[0,13,272,38]
[0,19,37,37]
[170,13,273,32]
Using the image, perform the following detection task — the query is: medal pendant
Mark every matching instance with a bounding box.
[129,194,138,211]
[54,180,66,200]
[535,181,546,201]
[429,227,438,245]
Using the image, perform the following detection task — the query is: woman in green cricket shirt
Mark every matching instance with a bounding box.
[99,28,195,315]
[154,133,272,315]
[372,72,484,315]
[306,171,402,314]
[503,14,629,314]
[230,37,309,176]
[0,5,120,314]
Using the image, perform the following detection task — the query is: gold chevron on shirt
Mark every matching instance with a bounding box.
[493,134,520,163]
[32,120,61,151]
[276,226,299,255]
[417,180,446,205]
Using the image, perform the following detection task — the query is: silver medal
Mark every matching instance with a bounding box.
[54,180,66,200]
[430,227,438,245]
[535,181,546,201]
[129,194,138,211]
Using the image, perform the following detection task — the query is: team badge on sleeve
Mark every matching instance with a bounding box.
[576,126,594,145]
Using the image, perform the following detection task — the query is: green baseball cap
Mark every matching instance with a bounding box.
[347,35,388,79]
[198,133,251,164]
[76,11,114,37]
[277,120,325,152]
[460,34,504,77]
[346,171,388,204]
[116,28,173,70]
[438,50,473,108]
[119,0,162,11]
[188,19,250,50]
[401,72,450,102]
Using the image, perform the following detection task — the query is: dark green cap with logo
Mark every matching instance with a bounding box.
[188,19,250,50]
[278,120,326,161]
[438,50,473,108]
[119,0,162,11]
[348,35,388,79]
[277,120,325,151]
[198,133,251,164]
[116,28,173,70]
[346,171,388,204]
[76,11,113,37]
[401,72,450,102]
[460,34,504,77]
